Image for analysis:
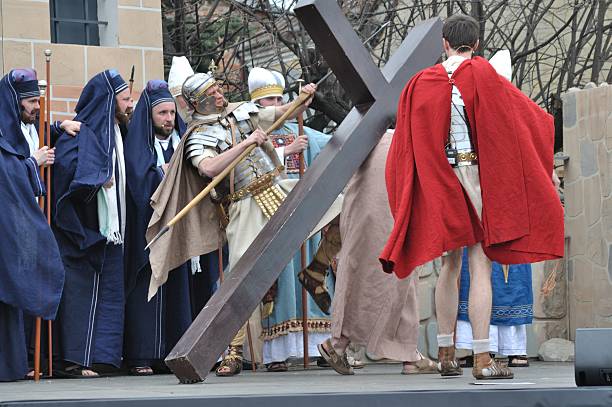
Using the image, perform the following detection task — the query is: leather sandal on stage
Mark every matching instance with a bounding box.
[298,266,331,315]
[402,352,439,375]
[129,366,154,376]
[55,364,100,379]
[437,346,463,377]
[266,361,288,372]
[215,346,244,377]
[507,355,530,367]
[317,338,354,375]
[473,354,514,380]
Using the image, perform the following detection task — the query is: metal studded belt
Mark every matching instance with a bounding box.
[453,151,478,167]
[227,166,287,218]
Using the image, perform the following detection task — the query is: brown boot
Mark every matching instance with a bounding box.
[472,352,514,380]
[437,346,463,376]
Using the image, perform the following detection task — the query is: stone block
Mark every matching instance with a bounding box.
[606,114,612,150]
[609,245,612,283]
[2,0,50,41]
[563,126,580,183]
[426,320,438,360]
[142,0,162,8]
[593,273,612,318]
[144,50,164,87]
[86,47,142,88]
[589,87,608,142]
[1,41,32,73]
[562,91,577,127]
[587,222,606,267]
[566,214,587,256]
[564,179,584,218]
[576,89,589,122]
[531,321,569,353]
[571,257,593,302]
[538,338,574,362]
[603,197,612,241]
[599,143,610,197]
[418,281,433,321]
[34,44,86,87]
[569,299,594,336]
[584,176,602,226]
[51,85,83,100]
[580,139,598,176]
[119,0,141,6]
[532,260,567,319]
[118,9,163,48]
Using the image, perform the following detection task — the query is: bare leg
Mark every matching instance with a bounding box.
[435,249,463,376]
[466,243,492,340]
[435,249,462,335]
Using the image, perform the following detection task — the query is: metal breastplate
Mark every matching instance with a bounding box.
[233,144,278,191]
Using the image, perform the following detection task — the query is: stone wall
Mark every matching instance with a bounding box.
[562,83,612,338]
[0,0,164,122]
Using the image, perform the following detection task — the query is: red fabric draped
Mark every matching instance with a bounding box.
[379,57,564,279]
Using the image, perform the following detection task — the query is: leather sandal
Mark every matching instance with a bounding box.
[437,346,463,376]
[216,346,244,377]
[402,352,439,375]
[317,338,354,375]
[298,267,331,315]
[473,355,514,380]
[266,361,288,372]
[507,355,530,367]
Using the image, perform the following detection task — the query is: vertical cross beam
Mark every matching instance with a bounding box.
[165,0,442,383]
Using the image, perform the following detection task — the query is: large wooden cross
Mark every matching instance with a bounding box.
[165,0,442,383]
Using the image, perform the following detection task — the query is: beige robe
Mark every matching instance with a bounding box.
[332,130,420,362]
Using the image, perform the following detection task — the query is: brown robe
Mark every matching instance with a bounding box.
[332,130,420,362]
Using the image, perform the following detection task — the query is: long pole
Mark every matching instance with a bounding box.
[44,49,53,378]
[296,79,309,369]
[33,79,47,383]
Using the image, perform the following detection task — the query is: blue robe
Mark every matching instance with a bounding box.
[262,123,335,362]
[0,71,64,382]
[123,83,192,367]
[53,70,128,368]
[458,249,533,326]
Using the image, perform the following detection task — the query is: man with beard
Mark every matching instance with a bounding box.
[0,69,65,382]
[2,68,80,168]
[146,71,326,376]
[122,80,192,375]
[53,69,132,377]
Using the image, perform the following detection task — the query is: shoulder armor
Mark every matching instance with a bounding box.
[231,101,259,122]
[185,124,230,159]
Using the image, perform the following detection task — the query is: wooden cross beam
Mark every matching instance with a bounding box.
[165,0,442,383]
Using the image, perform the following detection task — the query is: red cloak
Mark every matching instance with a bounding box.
[379,57,564,279]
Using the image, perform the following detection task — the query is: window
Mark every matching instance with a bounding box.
[50,0,108,46]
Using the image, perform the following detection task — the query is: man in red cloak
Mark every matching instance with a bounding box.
[380,14,564,380]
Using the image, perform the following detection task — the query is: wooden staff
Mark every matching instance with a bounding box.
[146,89,313,250]
[33,79,47,382]
[296,79,309,369]
[44,49,53,378]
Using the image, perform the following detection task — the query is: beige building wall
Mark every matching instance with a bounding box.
[0,0,164,122]
[562,83,612,339]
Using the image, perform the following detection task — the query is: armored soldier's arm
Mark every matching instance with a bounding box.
[273,82,316,121]
[185,125,267,178]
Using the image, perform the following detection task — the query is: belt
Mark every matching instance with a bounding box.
[453,151,478,167]
[227,166,284,202]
